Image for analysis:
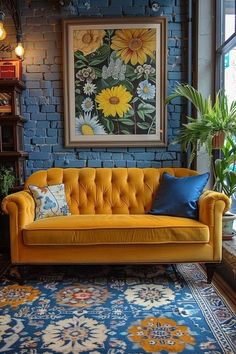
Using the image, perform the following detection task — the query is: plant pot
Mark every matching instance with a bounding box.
[222,212,236,239]
[212,131,225,149]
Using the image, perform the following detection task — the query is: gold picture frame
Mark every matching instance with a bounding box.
[63,17,167,147]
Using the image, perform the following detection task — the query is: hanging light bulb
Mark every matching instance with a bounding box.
[15,33,24,58]
[15,42,24,57]
[0,22,6,40]
[0,11,6,41]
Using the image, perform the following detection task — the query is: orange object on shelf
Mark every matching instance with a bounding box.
[0,60,22,80]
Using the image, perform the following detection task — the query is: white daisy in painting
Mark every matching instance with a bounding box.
[83,82,96,96]
[124,284,175,309]
[42,316,108,353]
[137,79,156,100]
[75,113,107,135]
[81,97,94,112]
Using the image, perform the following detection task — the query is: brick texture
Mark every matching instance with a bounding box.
[3,0,187,176]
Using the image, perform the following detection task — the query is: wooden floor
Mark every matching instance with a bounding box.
[212,272,236,312]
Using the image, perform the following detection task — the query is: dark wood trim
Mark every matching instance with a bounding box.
[192,0,199,90]
[0,79,25,90]
[191,0,199,170]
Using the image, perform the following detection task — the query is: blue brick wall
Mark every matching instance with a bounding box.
[3,0,188,176]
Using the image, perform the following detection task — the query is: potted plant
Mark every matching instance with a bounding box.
[166,83,236,166]
[0,167,15,252]
[166,83,236,238]
[214,137,236,238]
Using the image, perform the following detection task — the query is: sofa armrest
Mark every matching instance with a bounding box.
[199,190,230,224]
[2,191,35,228]
[198,190,230,261]
[2,191,35,262]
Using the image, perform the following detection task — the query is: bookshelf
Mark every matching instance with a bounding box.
[0,79,28,185]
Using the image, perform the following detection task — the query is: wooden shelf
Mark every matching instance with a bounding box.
[0,115,26,122]
[0,151,28,157]
[0,79,25,90]
[0,78,27,185]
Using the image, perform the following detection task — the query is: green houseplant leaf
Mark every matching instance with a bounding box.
[167,84,236,200]
[166,83,236,167]
[214,137,236,198]
[0,168,15,201]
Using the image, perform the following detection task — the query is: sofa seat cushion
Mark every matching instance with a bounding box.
[23,214,209,246]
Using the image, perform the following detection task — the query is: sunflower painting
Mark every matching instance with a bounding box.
[63,18,167,147]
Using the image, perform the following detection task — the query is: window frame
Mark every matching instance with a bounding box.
[215,0,236,91]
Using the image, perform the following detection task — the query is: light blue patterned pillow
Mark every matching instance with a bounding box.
[29,184,71,220]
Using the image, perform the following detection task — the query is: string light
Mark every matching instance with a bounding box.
[15,42,24,57]
[0,2,24,57]
[0,22,6,40]
[15,33,24,58]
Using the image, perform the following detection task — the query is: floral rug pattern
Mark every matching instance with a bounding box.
[0,263,235,353]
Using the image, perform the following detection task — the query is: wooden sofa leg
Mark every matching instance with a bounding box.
[171,264,180,280]
[205,263,217,284]
[7,266,24,285]
[170,264,184,286]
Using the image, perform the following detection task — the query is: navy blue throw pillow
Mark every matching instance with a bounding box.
[149,172,209,219]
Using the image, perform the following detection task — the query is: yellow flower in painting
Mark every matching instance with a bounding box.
[73,29,106,56]
[128,317,195,353]
[0,285,41,308]
[95,85,132,118]
[111,28,156,65]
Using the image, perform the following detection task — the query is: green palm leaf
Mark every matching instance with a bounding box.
[166,83,236,168]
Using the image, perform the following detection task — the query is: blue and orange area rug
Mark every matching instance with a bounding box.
[0,263,235,354]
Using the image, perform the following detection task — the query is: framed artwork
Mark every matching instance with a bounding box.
[63,17,167,147]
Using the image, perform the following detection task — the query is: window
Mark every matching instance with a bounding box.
[216,0,236,104]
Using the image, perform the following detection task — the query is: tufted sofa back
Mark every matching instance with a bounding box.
[25,168,198,215]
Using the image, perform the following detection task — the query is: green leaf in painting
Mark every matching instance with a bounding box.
[137,110,146,120]
[107,29,114,37]
[88,44,110,66]
[74,61,87,69]
[92,67,102,78]
[87,59,102,66]
[121,129,131,135]
[120,119,135,126]
[121,80,134,93]
[102,118,114,134]
[145,113,154,120]
[138,103,156,114]
[75,95,83,105]
[132,97,139,104]
[125,108,135,117]
[100,79,111,89]
[107,119,114,133]
[137,122,151,130]
[74,51,88,62]
[126,65,136,79]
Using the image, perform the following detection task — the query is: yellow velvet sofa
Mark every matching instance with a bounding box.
[2,167,229,281]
